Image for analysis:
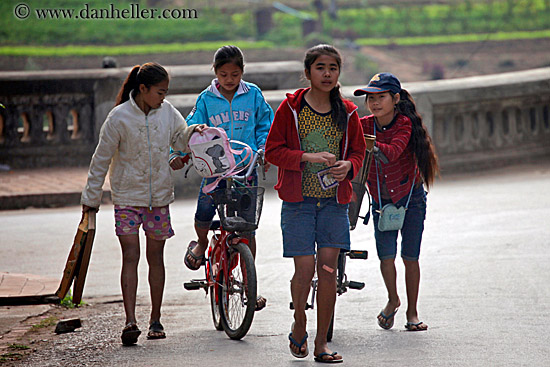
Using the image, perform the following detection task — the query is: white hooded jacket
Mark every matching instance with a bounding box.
[81,92,195,209]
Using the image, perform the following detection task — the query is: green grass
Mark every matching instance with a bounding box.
[0,352,24,362]
[0,40,275,57]
[356,29,550,46]
[31,316,58,330]
[8,344,30,350]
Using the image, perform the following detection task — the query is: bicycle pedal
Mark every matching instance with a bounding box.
[348,281,365,290]
[183,281,205,290]
[348,250,368,260]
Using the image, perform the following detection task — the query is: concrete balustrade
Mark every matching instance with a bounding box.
[0,61,303,169]
[398,68,550,172]
[1,64,549,173]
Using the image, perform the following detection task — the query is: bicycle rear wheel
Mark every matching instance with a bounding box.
[219,242,257,340]
[210,284,223,331]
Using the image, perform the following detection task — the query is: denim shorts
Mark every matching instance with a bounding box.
[195,173,258,229]
[372,186,427,261]
[281,197,350,257]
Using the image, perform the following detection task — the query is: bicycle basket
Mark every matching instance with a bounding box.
[211,186,265,233]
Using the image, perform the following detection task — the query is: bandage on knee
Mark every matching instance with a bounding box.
[322,264,334,273]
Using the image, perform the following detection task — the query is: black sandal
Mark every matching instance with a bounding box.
[184,241,205,271]
[147,321,166,339]
[121,323,141,345]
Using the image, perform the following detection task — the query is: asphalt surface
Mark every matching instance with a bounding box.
[0,161,549,366]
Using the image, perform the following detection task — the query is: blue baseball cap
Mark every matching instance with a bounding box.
[354,72,401,95]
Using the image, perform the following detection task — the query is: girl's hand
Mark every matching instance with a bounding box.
[82,205,97,213]
[193,124,207,134]
[302,152,336,166]
[329,160,352,181]
[81,205,98,223]
[170,156,189,170]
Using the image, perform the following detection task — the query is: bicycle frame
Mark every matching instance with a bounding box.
[206,225,248,306]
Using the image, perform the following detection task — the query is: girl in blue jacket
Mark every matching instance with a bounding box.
[170,45,273,310]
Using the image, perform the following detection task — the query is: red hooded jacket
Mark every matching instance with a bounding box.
[265,88,366,203]
[361,114,421,204]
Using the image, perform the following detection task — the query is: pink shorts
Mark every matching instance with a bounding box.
[114,205,174,240]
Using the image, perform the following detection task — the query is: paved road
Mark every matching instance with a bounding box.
[1,162,549,366]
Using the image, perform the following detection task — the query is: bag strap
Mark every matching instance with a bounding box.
[201,140,253,194]
[373,119,417,210]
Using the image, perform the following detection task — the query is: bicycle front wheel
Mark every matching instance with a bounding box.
[219,242,257,340]
[208,247,223,331]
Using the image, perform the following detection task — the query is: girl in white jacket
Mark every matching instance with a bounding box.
[81,62,204,345]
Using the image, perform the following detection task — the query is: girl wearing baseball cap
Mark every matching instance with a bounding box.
[354,73,439,332]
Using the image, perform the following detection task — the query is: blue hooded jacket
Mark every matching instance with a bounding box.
[170,79,274,162]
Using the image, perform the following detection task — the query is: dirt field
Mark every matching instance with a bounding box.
[1,38,549,85]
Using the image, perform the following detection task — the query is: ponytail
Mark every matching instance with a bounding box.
[115,65,140,106]
[396,89,440,188]
[329,84,347,131]
[115,62,169,106]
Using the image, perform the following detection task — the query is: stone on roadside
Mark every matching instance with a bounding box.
[55,318,82,334]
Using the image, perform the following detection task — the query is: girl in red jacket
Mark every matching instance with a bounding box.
[266,44,365,363]
[354,72,439,332]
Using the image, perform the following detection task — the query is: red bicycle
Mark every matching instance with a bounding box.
[184,150,265,340]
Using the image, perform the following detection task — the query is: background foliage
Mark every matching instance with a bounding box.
[0,0,549,55]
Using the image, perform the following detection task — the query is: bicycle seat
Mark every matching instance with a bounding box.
[210,220,221,230]
[222,216,258,233]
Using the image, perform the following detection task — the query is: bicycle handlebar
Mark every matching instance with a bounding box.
[232,149,265,181]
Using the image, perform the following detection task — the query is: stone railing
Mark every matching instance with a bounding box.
[397,68,550,172]
[1,65,548,172]
[0,61,303,169]
[0,69,119,169]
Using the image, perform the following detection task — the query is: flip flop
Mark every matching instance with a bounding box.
[121,323,141,346]
[255,295,267,311]
[184,241,205,271]
[404,321,428,331]
[147,321,166,339]
[377,308,399,330]
[288,322,308,358]
[314,352,343,363]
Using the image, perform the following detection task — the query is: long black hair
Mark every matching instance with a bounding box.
[303,44,347,131]
[394,89,440,188]
[115,62,169,106]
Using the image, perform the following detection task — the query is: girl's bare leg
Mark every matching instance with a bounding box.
[378,258,401,326]
[313,247,342,362]
[146,237,166,327]
[119,234,140,325]
[403,259,427,329]
[290,255,315,356]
